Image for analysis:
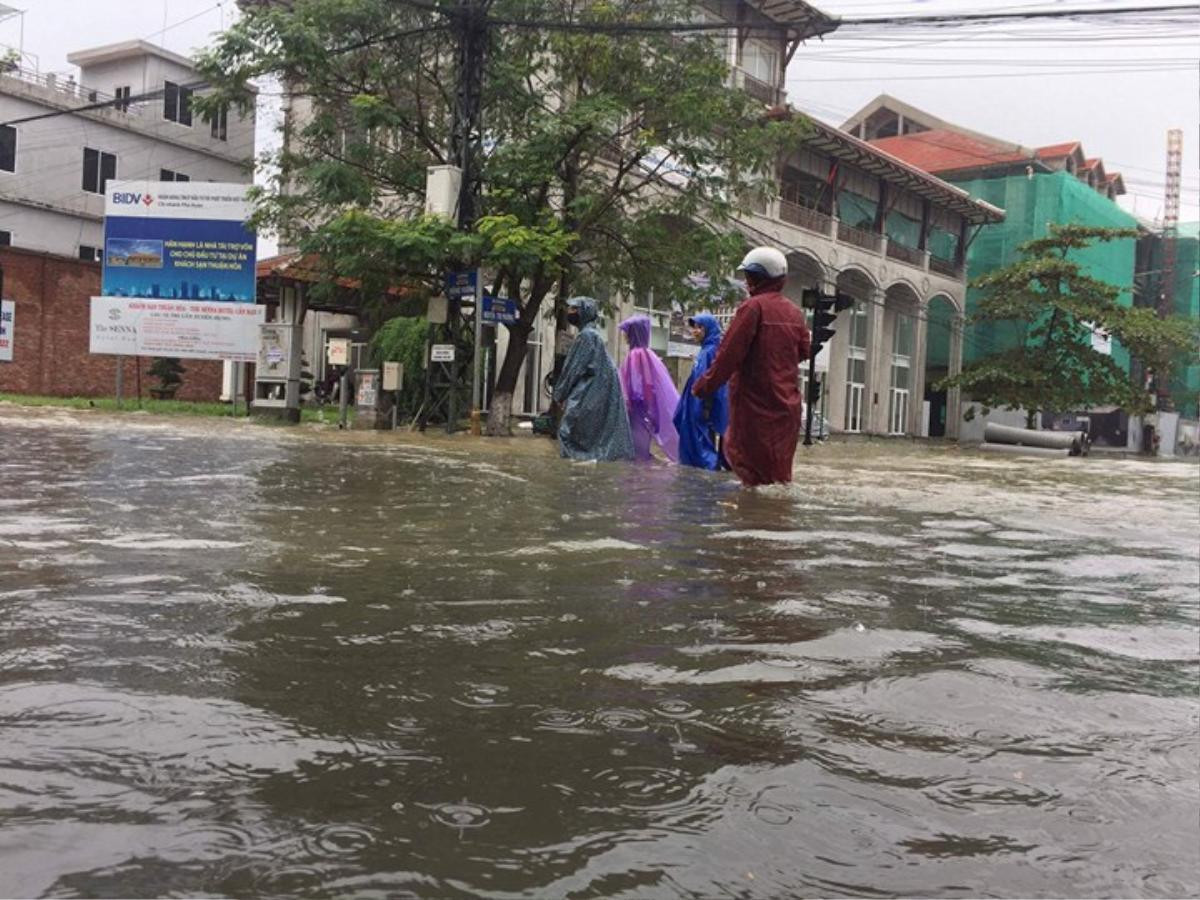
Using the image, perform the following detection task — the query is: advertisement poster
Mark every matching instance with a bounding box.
[90,297,264,362]
[0,300,13,362]
[101,181,256,303]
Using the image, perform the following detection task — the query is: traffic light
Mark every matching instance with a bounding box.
[808,292,854,359]
[807,374,822,405]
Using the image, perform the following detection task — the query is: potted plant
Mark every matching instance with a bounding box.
[148,357,185,399]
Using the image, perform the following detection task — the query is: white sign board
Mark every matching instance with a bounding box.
[0,299,13,362]
[105,180,253,222]
[327,337,350,366]
[382,361,403,392]
[89,297,264,362]
[431,344,456,363]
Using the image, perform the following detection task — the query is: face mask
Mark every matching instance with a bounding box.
[567,310,581,327]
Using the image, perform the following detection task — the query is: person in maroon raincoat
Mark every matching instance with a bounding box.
[692,247,811,487]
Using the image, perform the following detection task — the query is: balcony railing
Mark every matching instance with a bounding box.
[929,256,963,278]
[732,67,783,106]
[1,65,121,109]
[778,199,833,237]
[837,221,882,253]
[886,241,925,268]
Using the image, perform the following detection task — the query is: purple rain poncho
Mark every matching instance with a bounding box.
[552,297,635,462]
[618,315,680,463]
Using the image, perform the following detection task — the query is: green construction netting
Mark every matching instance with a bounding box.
[885,210,921,249]
[1149,224,1200,416]
[928,227,959,262]
[836,191,877,230]
[950,172,1138,372]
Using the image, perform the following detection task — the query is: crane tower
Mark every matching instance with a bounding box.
[1156,128,1183,410]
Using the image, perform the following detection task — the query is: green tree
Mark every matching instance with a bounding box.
[369,315,431,418]
[196,0,802,433]
[941,224,1200,428]
[148,357,186,399]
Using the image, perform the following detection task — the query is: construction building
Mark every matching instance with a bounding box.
[842,95,1151,440]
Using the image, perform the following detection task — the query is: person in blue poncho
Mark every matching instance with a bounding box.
[552,297,635,462]
[673,313,729,470]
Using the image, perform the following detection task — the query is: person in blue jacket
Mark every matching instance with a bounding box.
[552,297,636,462]
[672,313,729,470]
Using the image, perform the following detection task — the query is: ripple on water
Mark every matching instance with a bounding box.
[450,683,511,709]
[593,707,650,732]
[426,801,493,829]
[532,708,589,733]
[926,774,1062,811]
[587,766,693,813]
[653,698,700,720]
[301,822,378,858]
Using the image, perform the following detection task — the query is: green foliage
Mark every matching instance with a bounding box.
[941,224,1199,419]
[148,357,186,389]
[196,0,806,425]
[369,315,428,416]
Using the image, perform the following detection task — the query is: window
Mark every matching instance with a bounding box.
[740,41,778,84]
[0,229,11,247]
[888,313,914,435]
[82,147,116,194]
[209,104,228,141]
[0,124,14,173]
[79,245,101,262]
[160,169,190,182]
[844,303,869,433]
[115,86,131,113]
[163,80,193,126]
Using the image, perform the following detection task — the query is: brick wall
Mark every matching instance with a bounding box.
[0,247,225,401]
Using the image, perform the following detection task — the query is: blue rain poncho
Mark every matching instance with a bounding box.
[552,297,635,462]
[672,313,729,470]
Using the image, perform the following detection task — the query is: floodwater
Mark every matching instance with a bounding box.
[1,409,1197,899]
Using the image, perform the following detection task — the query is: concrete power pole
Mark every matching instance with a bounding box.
[419,0,489,433]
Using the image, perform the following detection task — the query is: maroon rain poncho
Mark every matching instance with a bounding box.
[692,279,811,486]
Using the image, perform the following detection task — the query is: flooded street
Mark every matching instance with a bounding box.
[1,409,1197,899]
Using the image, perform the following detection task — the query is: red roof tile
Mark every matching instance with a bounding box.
[868,130,1028,175]
[1035,141,1081,159]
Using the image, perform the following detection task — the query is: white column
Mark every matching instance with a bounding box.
[910,303,928,436]
[947,311,965,440]
[866,287,888,435]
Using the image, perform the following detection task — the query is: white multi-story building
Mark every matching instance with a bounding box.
[491,1,1005,440]
[255,0,1005,439]
[0,40,255,260]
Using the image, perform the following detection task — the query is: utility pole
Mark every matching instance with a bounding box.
[420,0,489,433]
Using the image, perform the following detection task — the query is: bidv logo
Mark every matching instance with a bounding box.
[112,192,155,207]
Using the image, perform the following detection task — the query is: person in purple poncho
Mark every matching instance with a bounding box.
[618,315,681,463]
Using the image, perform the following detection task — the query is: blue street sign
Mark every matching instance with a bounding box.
[481,295,518,325]
[445,270,478,301]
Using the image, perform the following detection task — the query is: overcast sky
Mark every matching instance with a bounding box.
[3,0,1197,227]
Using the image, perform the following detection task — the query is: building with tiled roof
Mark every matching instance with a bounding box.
[841,95,1144,444]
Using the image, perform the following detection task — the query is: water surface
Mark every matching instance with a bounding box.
[1,411,1197,898]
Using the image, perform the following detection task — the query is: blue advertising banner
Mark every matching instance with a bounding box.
[101,181,256,303]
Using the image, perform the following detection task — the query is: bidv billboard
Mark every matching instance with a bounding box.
[91,182,263,361]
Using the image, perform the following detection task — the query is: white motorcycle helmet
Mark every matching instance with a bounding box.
[736,246,788,279]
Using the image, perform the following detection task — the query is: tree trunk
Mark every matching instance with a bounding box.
[1025,408,1037,430]
[485,319,531,436]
